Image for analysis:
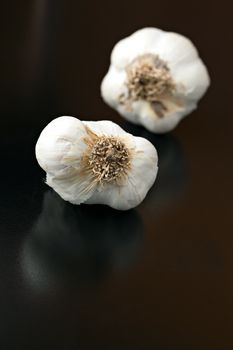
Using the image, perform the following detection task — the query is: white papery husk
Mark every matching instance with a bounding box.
[36,116,158,210]
[101,27,210,133]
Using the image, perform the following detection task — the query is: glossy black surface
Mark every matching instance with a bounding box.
[1,0,233,349]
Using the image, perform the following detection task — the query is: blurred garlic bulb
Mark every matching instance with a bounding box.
[101,27,210,133]
[35,116,158,210]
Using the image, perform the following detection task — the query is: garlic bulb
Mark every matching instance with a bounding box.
[101,27,210,133]
[35,116,158,210]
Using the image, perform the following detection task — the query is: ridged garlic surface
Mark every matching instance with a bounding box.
[101,27,210,133]
[35,116,158,210]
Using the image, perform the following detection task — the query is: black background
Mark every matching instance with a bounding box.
[1,0,233,349]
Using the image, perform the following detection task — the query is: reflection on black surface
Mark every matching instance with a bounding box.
[21,191,144,293]
[122,122,187,213]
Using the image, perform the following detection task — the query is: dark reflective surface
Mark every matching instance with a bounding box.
[21,191,144,293]
[1,0,233,349]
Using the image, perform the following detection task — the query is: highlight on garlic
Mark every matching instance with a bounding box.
[35,116,158,210]
[101,27,210,133]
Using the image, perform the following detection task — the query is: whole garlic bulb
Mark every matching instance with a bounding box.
[101,27,210,133]
[35,117,158,210]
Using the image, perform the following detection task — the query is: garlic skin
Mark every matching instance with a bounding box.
[101,27,210,133]
[36,116,158,210]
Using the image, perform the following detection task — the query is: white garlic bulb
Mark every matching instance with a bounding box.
[35,116,158,210]
[101,27,210,133]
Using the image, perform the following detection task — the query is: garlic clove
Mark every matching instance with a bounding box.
[101,66,128,110]
[36,116,88,173]
[46,167,97,205]
[172,58,210,101]
[83,119,128,137]
[154,32,198,68]
[127,136,158,199]
[111,27,164,70]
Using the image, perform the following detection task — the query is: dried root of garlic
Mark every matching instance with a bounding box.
[101,27,210,133]
[35,116,158,210]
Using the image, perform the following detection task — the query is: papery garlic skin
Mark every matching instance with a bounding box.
[101,27,210,133]
[36,116,158,210]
